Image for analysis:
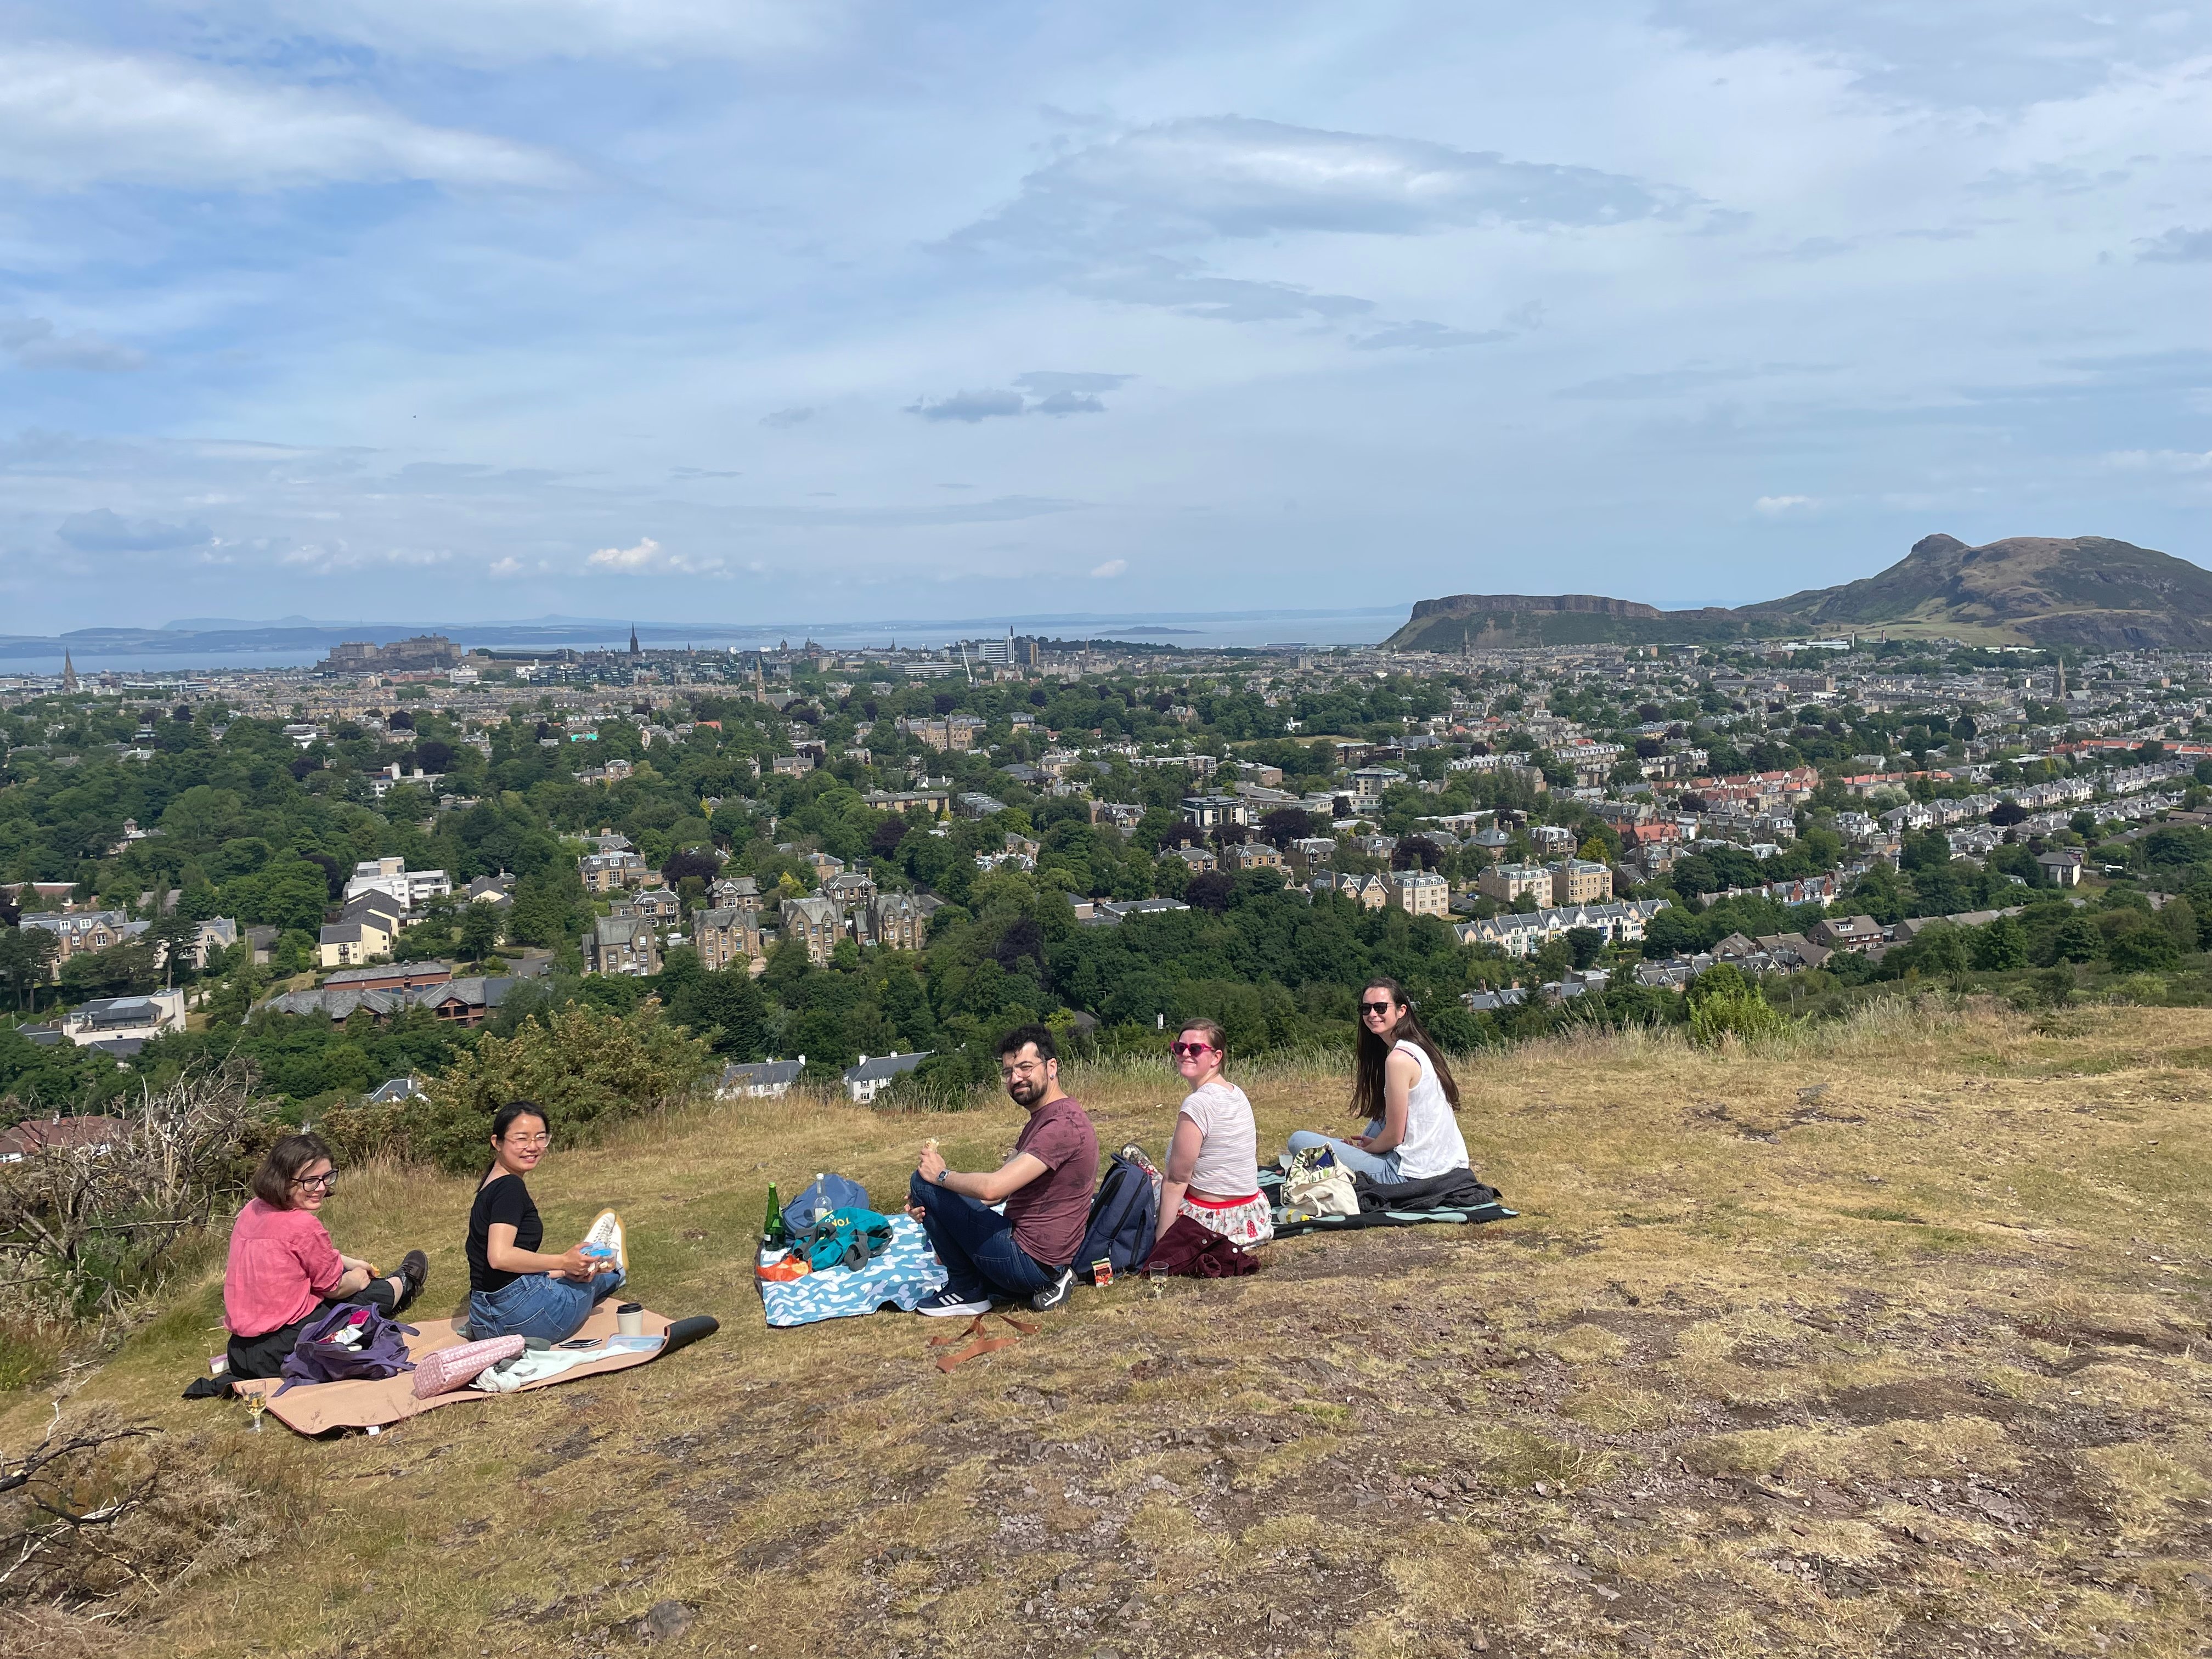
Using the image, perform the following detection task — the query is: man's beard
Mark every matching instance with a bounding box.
[1007,1076,1041,1104]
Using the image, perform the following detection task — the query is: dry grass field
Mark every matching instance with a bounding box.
[8,996,2211,1659]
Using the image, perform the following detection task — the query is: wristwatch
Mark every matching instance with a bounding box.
[934,1167,948,1184]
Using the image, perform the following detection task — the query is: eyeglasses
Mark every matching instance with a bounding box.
[291,1172,339,1191]
[503,1132,552,1149]
[1170,1041,1217,1058]
[1360,1001,1397,1018]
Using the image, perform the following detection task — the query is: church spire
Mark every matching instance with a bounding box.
[628,623,641,657]
[61,650,77,692]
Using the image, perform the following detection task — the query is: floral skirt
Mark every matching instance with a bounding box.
[1180,1190,1274,1248]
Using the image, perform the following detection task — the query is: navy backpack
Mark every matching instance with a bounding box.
[783,1173,870,1236]
[1074,1150,1160,1284]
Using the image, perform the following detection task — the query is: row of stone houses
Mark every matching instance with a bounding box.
[582,885,934,977]
[1455,899,1671,958]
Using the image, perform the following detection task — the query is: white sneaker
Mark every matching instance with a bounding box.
[583,1209,626,1273]
[914,1288,990,1318]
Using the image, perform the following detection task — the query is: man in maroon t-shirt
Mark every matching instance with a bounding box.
[909,1023,1100,1316]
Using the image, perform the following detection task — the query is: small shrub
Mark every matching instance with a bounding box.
[381,1000,712,1173]
[0,1406,301,1617]
[1686,965,1787,1047]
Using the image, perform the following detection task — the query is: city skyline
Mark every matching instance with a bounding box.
[4,2,2208,634]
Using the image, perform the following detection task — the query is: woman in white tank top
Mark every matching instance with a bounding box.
[1285,978,1469,1182]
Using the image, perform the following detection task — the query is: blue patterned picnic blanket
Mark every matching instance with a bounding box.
[757,1212,949,1328]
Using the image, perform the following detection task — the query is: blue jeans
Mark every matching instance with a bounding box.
[1286,1127,1402,1183]
[467,1269,625,1343]
[909,1172,1052,1303]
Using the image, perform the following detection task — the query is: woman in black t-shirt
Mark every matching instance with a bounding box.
[465,1103,626,1342]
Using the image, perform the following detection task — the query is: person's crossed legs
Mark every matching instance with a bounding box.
[1285,1127,1401,1182]
[469,1268,626,1343]
[909,1171,1051,1305]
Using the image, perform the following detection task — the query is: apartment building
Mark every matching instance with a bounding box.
[1546,858,1613,907]
[343,856,451,911]
[1476,862,1552,906]
[1388,870,1451,918]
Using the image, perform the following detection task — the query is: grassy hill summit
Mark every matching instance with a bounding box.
[1386,533,2212,651]
[1741,534,2212,651]
[5,1000,2210,1658]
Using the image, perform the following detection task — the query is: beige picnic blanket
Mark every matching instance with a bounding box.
[235,1303,673,1434]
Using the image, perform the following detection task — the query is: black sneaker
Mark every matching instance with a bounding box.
[915,1288,990,1318]
[396,1249,428,1311]
[1030,1267,1076,1312]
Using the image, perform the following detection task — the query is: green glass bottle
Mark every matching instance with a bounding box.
[762,1182,786,1250]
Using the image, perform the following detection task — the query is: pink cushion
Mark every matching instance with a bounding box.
[410,1335,526,1398]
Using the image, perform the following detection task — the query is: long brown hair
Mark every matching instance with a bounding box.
[1352,978,1461,1119]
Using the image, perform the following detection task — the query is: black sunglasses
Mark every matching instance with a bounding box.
[1361,1001,1397,1017]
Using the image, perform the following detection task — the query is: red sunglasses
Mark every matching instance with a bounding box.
[1170,1040,1217,1057]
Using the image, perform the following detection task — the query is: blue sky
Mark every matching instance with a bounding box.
[3,1,2208,635]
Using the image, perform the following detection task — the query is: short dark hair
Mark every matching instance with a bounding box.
[252,1132,335,1210]
[996,1023,1058,1065]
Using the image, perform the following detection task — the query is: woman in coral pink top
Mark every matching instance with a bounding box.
[223,1133,428,1379]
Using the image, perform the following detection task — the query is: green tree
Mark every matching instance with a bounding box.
[229,857,332,935]
[459,901,503,963]
[1971,913,2028,971]
[673,967,768,1059]
[2050,915,2101,963]
[0,927,57,1013]
[2157,895,2198,957]
[509,866,588,950]
[2104,915,2179,973]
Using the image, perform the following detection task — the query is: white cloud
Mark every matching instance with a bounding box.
[1090,558,1127,578]
[55,508,207,551]
[1351,319,1513,352]
[0,47,577,190]
[487,555,524,576]
[231,0,837,65]
[2103,448,2212,473]
[1754,495,1814,514]
[586,535,724,574]
[956,116,1680,256]
[589,535,665,569]
[906,389,1024,423]
[277,543,453,568]
[1,316,144,371]
[2135,226,2212,263]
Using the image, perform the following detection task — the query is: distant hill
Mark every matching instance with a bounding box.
[1386,534,2212,652]
[1385,592,1780,651]
[1738,534,2212,650]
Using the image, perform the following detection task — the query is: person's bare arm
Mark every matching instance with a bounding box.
[917,1145,1048,1203]
[1353,1050,1419,1153]
[1155,1115,1204,1243]
[485,1221,592,1279]
[330,1262,374,1296]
